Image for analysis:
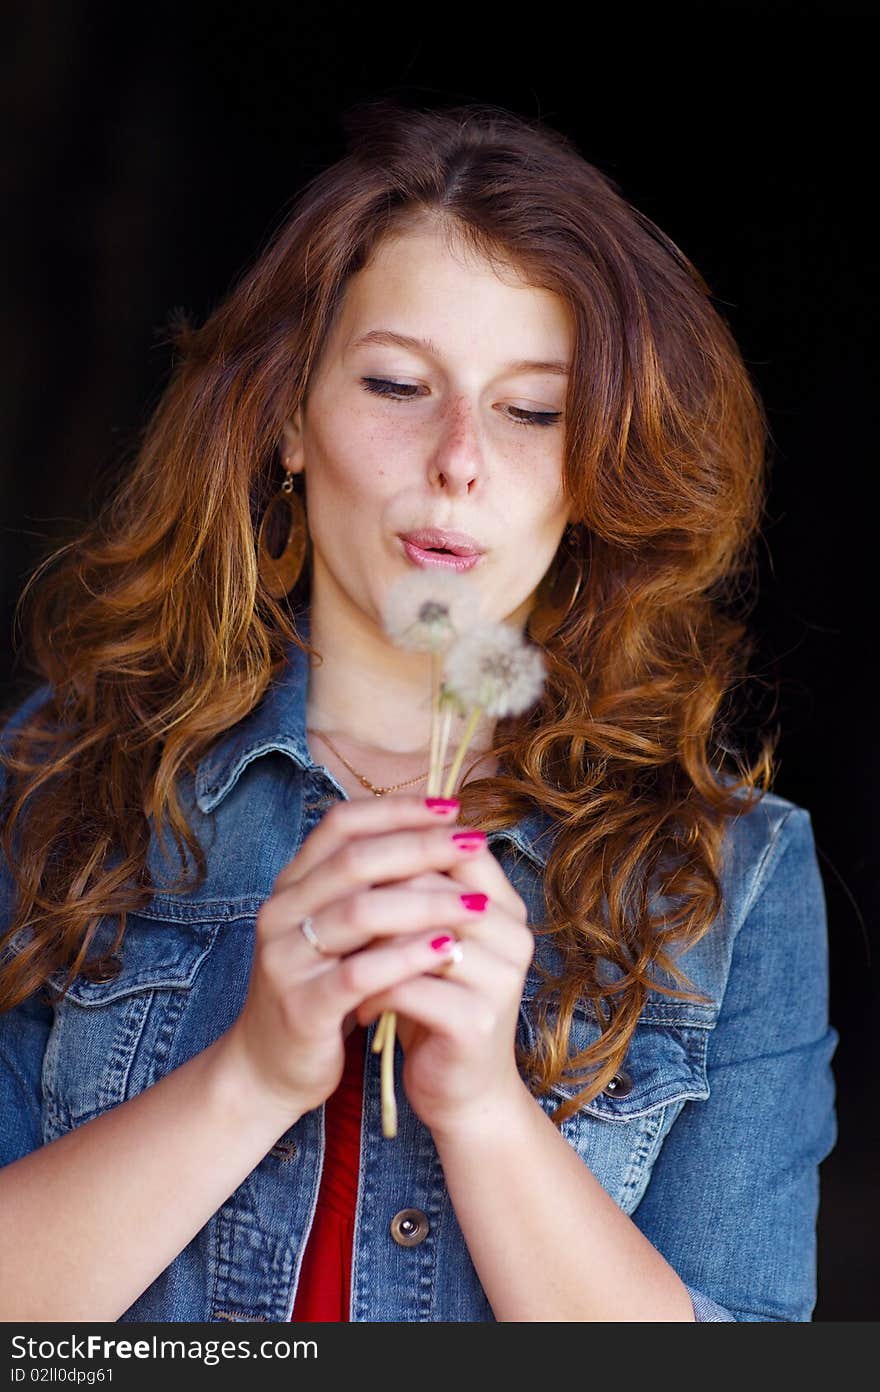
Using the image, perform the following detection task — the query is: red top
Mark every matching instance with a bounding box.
[291,1023,366,1322]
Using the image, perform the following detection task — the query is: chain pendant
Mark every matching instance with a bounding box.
[307,727,448,797]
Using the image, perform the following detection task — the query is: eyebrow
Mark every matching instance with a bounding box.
[349,329,571,377]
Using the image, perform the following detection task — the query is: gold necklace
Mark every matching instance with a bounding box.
[306,727,458,798]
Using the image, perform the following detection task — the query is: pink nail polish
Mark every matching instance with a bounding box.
[460,893,488,912]
[425,797,460,814]
[451,829,486,843]
[430,934,457,952]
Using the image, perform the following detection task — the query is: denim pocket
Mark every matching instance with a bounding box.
[517,981,711,1215]
[41,910,219,1140]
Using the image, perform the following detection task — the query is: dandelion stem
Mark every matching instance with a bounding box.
[376,999,397,1132]
[435,699,455,794]
[442,705,484,798]
[428,650,442,796]
[371,1011,388,1054]
[380,1010,398,1138]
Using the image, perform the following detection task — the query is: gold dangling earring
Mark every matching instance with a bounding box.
[257,469,308,598]
[526,525,585,645]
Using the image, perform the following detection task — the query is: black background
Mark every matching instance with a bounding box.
[2,1,876,1319]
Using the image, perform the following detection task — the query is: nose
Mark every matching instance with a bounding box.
[428,397,483,494]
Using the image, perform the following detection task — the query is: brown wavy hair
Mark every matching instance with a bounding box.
[0,99,775,1124]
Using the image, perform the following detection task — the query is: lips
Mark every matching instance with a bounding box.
[397,528,486,572]
[398,528,484,557]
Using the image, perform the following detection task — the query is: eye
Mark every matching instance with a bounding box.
[361,377,423,400]
[361,378,562,429]
[504,406,563,429]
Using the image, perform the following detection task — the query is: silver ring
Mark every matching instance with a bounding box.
[299,915,332,956]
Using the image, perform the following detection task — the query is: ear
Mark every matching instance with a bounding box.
[280,407,305,474]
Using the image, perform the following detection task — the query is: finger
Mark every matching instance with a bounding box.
[301,929,465,1025]
[430,878,534,969]
[361,934,524,1012]
[436,838,529,922]
[261,881,493,954]
[299,857,529,968]
[260,824,492,938]
[398,871,452,892]
[391,884,532,971]
[355,940,526,1038]
[387,863,526,929]
[276,794,461,889]
[357,974,469,1039]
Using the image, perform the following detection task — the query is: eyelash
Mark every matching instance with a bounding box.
[360,378,563,428]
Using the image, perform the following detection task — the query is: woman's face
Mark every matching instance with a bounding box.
[281,221,574,633]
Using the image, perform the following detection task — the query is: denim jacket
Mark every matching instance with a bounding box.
[0,606,838,1323]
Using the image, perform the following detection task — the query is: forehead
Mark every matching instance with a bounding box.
[335,225,572,351]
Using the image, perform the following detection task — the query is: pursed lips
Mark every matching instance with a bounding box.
[399,535,484,571]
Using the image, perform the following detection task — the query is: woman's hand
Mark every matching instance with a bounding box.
[219,794,501,1126]
[354,840,535,1141]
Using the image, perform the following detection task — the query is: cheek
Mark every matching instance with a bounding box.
[304,423,377,512]
[503,460,568,534]
[315,403,414,494]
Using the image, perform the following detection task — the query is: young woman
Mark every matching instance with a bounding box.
[0,100,837,1322]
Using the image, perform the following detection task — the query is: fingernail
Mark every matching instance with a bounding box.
[460,893,488,912]
[430,934,458,952]
[425,797,460,814]
[451,830,486,852]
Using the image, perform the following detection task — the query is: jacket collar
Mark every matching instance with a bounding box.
[194,604,559,872]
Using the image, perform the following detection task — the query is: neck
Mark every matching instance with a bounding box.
[303,567,501,758]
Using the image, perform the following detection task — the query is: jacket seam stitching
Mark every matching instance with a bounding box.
[733,806,801,938]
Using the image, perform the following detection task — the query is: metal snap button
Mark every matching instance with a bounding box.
[389,1207,430,1247]
[269,1138,298,1161]
[87,955,123,983]
[603,1071,633,1097]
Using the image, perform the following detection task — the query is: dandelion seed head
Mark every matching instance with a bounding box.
[443,621,547,717]
[382,570,482,652]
